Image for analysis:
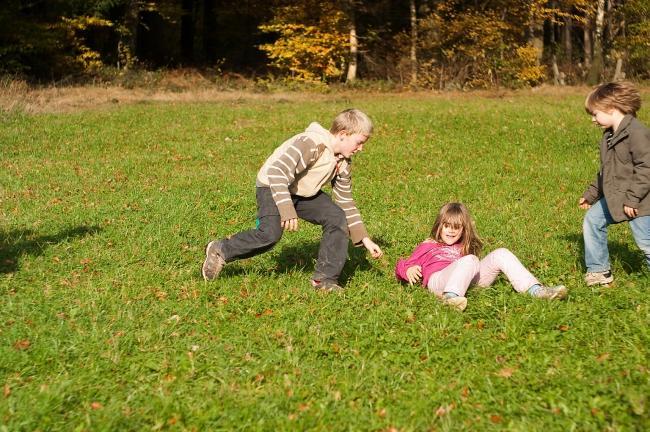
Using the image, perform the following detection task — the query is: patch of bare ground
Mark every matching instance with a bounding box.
[0,76,604,116]
[0,83,333,115]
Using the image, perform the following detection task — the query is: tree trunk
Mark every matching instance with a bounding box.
[118,0,140,69]
[587,0,606,85]
[410,0,417,85]
[346,10,358,83]
[612,57,624,80]
[528,19,544,65]
[563,16,572,63]
[583,19,592,71]
[181,0,195,64]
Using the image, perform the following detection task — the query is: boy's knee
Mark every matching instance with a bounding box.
[257,221,283,246]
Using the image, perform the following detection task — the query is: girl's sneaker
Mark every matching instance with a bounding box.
[531,285,568,300]
[584,271,614,286]
[442,296,468,312]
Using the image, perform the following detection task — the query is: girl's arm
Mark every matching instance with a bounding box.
[395,242,433,282]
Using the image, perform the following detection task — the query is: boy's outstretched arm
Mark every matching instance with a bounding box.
[361,237,383,258]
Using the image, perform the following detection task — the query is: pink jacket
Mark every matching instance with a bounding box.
[395,241,464,286]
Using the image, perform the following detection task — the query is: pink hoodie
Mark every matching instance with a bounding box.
[395,241,464,286]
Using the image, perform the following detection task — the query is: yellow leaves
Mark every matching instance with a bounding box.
[259,15,348,83]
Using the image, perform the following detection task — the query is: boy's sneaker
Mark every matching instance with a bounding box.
[585,271,614,286]
[531,285,568,300]
[311,279,343,292]
[442,296,468,312]
[202,240,226,281]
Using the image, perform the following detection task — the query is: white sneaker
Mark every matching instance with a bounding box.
[585,271,613,286]
[442,296,468,312]
[531,285,568,300]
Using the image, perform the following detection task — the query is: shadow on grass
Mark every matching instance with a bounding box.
[562,233,647,273]
[0,225,102,273]
[218,235,393,285]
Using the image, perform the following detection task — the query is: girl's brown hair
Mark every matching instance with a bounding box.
[430,202,483,256]
[584,81,641,117]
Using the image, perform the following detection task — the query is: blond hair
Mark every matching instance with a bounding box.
[430,202,483,256]
[330,108,373,136]
[585,81,642,117]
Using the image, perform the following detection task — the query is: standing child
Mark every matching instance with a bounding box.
[395,202,567,311]
[202,108,383,291]
[579,82,650,286]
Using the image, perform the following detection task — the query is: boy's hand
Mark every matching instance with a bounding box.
[578,197,591,210]
[624,205,638,218]
[361,237,383,258]
[282,218,299,231]
[405,265,422,285]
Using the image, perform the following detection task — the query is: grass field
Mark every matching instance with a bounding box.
[1,90,649,430]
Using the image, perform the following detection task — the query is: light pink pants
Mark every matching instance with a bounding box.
[426,248,539,297]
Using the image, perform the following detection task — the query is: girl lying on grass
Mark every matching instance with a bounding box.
[395,202,567,311]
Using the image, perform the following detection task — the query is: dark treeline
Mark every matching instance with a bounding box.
[2,0,649,88]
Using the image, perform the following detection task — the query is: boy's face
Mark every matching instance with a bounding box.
[590,108,618,129]
[334,132,368,158]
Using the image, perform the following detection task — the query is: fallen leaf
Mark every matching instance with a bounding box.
[596,352,610,363]
[496,367,515,378]
[490,414,503,423]
[13,339,30,350]
[255,309,273,318]
[4,384,10,398]
[90,401,103,410]
[558,324,570,332]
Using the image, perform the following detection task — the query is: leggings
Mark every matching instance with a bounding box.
[426,248,539,297]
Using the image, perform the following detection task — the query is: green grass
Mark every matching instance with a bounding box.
[1,91,649,431]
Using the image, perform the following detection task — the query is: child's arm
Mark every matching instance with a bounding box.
[395,242,431,284]
[331,160,369,245]
[624,129,650,214]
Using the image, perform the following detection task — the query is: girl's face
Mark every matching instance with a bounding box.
[440,222,463,245]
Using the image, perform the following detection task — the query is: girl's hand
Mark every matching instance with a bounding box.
[624,205,638,218]
[405,265,422,285]
[361,237,383,258]
[578,197,591,210]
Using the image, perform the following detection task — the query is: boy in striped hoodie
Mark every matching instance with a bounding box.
[202,109,383,291]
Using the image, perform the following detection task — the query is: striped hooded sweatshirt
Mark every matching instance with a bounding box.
[256,122,369,245]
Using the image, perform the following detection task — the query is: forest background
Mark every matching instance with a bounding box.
[2,0,650,90]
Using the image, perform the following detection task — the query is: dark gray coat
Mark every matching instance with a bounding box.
[583,115,650,222]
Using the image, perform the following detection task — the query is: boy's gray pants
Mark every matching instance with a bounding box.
[218,187,349,283]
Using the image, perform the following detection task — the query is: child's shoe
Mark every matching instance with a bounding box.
[530,285,568,300]
[585,271,614,286]
[442,296,468,312]
[202,240,226,281]
[311,279,344,292]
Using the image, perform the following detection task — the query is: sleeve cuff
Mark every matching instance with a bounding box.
[277,203,297,222]
[349,225,369,246]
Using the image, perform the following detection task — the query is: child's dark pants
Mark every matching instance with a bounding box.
[219,187,349,283]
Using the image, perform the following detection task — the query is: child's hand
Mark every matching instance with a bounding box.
[361,237,383,258]
[405,265,422,285]
[578,197,591,210]
[282,218,299,231]
[624,205,639,218]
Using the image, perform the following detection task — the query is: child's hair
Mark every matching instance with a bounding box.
[430,202,483,256]
[584,81,642,117]
[330,108,373,136]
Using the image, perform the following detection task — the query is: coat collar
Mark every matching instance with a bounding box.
[607,114,633,148]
